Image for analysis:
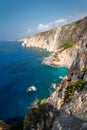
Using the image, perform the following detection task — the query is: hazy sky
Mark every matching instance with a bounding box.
[0,0,87,40]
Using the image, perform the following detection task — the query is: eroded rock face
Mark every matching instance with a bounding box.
[22,27,62,51]
[43,43,80,68]
[52,84,87,130]
[21,17,87,53]
[68,36,87,81]
[51,36,87,130]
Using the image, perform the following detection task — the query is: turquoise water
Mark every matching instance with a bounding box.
[0,41,69,123]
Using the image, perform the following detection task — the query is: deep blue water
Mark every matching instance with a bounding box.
[0,41,69,122]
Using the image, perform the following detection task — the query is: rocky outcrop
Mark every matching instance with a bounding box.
[43,43,80,68]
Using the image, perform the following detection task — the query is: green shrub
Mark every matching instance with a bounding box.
[40,98,46,105]
[65,82,75,102]
[75,79,87,90]
[24,99,48,130]
[83,67,87,74]
[65,79,87,103]
[59,40,76,50]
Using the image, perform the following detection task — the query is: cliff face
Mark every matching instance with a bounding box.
[22,27,61,51]
[49,36,87,130]
[22,17,87,52]
[43,43,80,68]
[52,84,87,130]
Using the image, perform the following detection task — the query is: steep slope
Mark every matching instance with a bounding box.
[52,35,87,130]
[22,16,87,52]
[21,27,61,51]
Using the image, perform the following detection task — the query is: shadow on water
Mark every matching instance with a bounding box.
[6,116,24,125]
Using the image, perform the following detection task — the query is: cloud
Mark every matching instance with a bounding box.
[20,12,87,38]
[37,23,52,30]
[22,18,67,37]
[37,18,67,32]
[54,19,67,25]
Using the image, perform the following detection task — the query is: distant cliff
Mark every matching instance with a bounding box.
[21,16,87,68]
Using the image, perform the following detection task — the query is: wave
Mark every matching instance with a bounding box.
[27,85,37,92]
[51,83,56,89]
[59,76,65,80]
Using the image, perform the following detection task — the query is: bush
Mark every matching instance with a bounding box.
[40,98,46,105]
[24,99,48,130]
[75,79,87,90]
[59,40,76,50]
[83,67,87,74]
[65,79,87,103]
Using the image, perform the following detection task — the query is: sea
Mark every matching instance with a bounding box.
[0,41,69,123]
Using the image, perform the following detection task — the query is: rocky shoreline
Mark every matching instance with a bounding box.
[43,42,80,69]
[0,17,87,130]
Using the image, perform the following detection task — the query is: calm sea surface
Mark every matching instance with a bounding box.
[0,41,69,122]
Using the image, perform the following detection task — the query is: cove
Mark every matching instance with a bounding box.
[0,41,69,122]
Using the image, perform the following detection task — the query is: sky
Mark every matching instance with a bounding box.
[0,0,87,40]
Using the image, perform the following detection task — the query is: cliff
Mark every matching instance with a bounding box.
[49,35,87,130]
[23,17,87,130]
[23,34,87,130]
[21,16,87,68]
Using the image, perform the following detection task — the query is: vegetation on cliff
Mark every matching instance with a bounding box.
[59,40,76,50]
[24,99,48,130]
[65,79,87,102]
[83,66,87,74]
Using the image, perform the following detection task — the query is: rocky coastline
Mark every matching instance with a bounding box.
[0,17,87,130]
[22,16,87,130]
[20,17,87,69]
